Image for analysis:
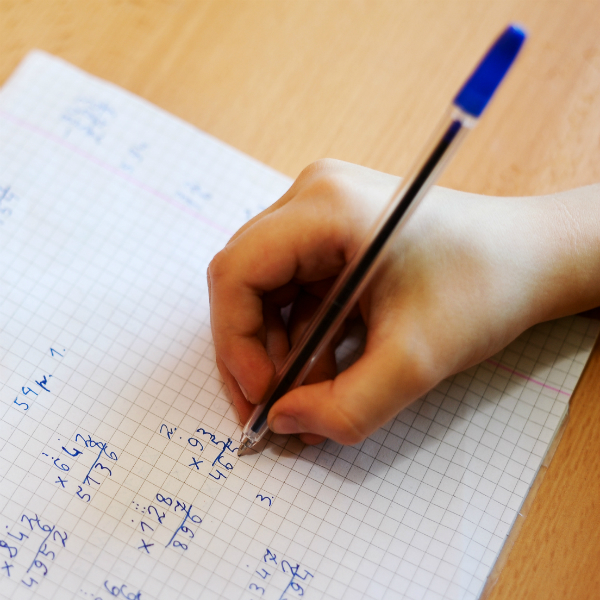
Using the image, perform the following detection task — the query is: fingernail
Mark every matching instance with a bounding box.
[270,415,300,435]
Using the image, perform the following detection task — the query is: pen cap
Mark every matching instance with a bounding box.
[454,24,526,117]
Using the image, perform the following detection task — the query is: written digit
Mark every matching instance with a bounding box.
[13,398,28,411]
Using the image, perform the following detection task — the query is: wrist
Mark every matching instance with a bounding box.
[526,184,600,323]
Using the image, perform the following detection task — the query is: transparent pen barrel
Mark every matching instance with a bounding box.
[244,107,475,440]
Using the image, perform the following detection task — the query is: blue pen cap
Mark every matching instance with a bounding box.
[454,24,526,118]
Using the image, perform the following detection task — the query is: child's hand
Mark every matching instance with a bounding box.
[208,159,600,446]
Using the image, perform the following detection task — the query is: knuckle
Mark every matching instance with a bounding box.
[207,248,230,284]
[331,399,374,446]
[297,158,342,181]
[296,160,354,211]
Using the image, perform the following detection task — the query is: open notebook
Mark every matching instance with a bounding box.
[0,52,597,600]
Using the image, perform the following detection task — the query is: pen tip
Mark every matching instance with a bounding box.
[237,438,252,457]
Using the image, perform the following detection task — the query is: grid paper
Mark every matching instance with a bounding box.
[0,51,597,600]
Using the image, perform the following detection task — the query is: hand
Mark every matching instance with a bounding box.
[208,159,600,446]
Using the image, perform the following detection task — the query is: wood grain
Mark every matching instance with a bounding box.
[1,1,599,598]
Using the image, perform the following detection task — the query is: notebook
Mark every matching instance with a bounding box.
[0,51,597,600]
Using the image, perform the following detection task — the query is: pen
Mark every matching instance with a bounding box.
[238,24,526,457]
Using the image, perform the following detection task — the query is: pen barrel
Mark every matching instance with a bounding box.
[244,107,475,443]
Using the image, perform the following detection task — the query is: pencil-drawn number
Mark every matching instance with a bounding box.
[13,398,28,411]
[249,583,265,595]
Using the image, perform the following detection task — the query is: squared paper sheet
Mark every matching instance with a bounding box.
[0,52,597,600]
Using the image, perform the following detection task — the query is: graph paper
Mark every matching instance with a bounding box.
[0,51,597,600]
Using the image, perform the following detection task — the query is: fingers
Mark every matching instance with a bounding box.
[267,321,438,445]
[209,200,349,404]
[208,159,402,439]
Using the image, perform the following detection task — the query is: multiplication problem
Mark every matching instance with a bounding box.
[131,492,202,556]
[80,579,142,600]
[247,548,314,600]
[1,512,68,590]
[0,184,19,227]
[62,97,116,143]
[39,431,119,503]
[159,423,238,482]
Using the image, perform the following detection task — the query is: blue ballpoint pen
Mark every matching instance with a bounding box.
[238,24,527,456]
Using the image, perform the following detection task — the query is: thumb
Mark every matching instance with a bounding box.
[267,333,437,445]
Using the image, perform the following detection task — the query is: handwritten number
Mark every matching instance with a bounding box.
[140,521,154,533]
[33,559,48,576]
[53,458,69,472]
[21,386,38,396]
[94,462,112,476]
[104,581,141,600]
[76,486,91,503]
[156,493,172,506]
[52,530,68,547]
[61,446,83,457]
[0,540,17,558]
[187,437,204,450]
[180,525,194,539]
[172,540,188,551]
[39,543,55,561]
[160,424,176,439]
[255,569,270,579]
[147,506,165,524]
[249,583,265,595]
[13,398,28,411]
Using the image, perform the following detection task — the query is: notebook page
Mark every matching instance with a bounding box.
[0,52,597,600]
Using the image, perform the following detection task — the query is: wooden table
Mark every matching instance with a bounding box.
[2,1,599,597]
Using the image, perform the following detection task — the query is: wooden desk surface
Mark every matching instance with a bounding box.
[2,1,599,597]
